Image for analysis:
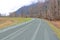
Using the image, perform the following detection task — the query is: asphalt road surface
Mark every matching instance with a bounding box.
[0,19,59,40]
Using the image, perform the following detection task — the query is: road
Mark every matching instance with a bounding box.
[0,19,59,40]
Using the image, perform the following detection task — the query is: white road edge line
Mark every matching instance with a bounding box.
[5,28,28,40]
[0,19,35,33]
[31,20,41,40]
[1,28,27,40]
[1,19,35,40]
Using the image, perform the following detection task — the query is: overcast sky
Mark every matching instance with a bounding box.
[0,0,45,15]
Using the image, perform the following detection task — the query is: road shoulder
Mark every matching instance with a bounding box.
[46,20,60,40]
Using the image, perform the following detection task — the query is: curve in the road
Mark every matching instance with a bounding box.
[0,19,59,40]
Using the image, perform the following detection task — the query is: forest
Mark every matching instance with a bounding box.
[9,0,60,20]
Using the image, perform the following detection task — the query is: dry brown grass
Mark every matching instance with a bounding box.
[0,17,31,29]
[50,21,60,29]
[47,20,60,40]
[0,20,15,29]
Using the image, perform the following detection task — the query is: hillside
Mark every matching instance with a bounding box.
[9,0,60,20]
[9,2,46,17]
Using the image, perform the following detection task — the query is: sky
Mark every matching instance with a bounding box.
[0,0,45,16]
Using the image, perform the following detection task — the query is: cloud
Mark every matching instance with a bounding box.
[0,0,45,15]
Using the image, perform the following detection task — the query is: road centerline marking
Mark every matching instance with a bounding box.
[31,21,41,40]
[1,19,36,40]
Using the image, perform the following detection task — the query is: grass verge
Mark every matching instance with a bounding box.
[46,20,60,40]
[0,17,31,29]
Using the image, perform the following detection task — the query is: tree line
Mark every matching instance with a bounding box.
[9,0,60,20]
